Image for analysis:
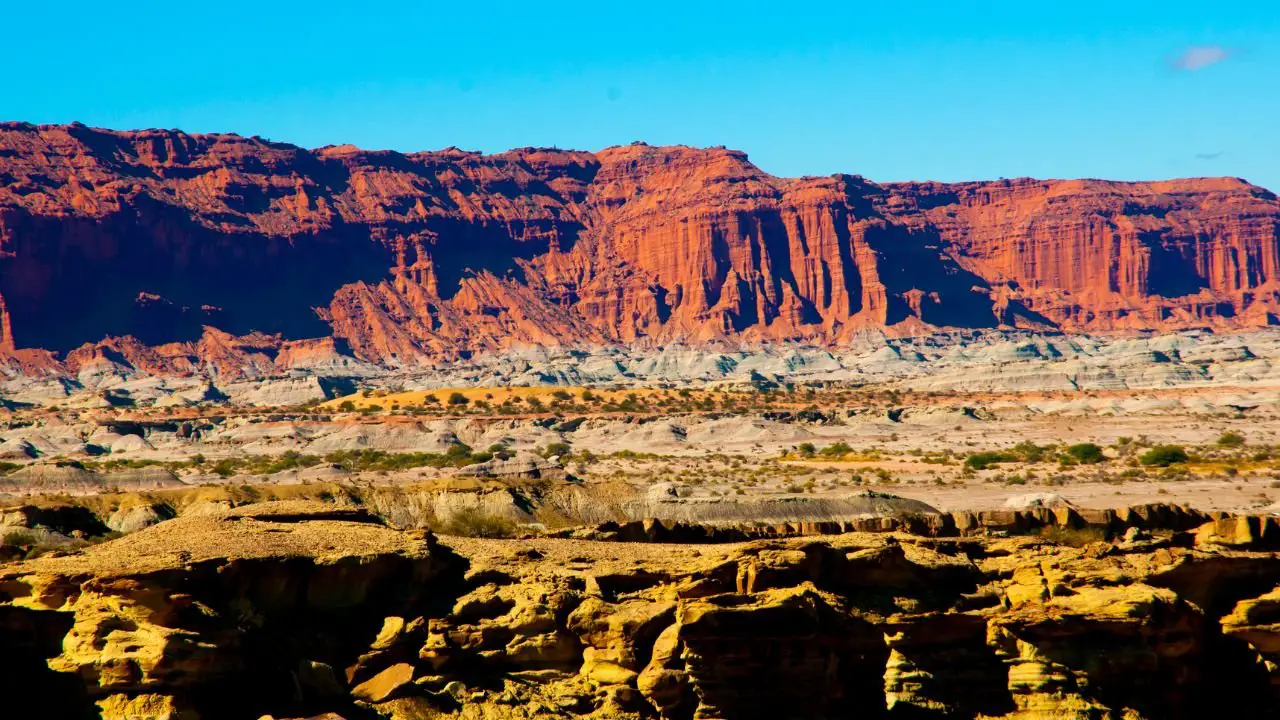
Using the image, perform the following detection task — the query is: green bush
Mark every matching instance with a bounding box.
[1012,441,1048,463]
[965,451,1017,471]
[1217,431,1246,448]
[796,443,817,458]
[445,443,473,460]
[541,442,572,459]
[212,458,242,478]
[447,392,469,406]
[1139,445,1189,467]
[819,442,853,457]
[1065,443,1104,464]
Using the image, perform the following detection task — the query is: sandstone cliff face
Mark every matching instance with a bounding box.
[2,123,1278,374]
[5,503,1280,719]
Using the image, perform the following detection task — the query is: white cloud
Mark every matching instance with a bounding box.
[1173,45,1232,71]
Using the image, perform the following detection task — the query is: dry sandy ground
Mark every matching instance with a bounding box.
[5,382,1280,517]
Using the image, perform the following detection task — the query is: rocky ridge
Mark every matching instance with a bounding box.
[5,501,1280,718]
[2,123,1279,377]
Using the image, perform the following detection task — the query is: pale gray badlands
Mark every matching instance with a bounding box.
[6,329,1280,408]
[1,330,1279,536]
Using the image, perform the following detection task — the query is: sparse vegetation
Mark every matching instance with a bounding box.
[819,442,853,458]
[1218,431,1246,448]
[1064,443,1105,465]
[440,508,517,538]
[1139,445,1189,467]
[966,451,1017,471]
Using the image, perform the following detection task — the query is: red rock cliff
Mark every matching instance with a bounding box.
[1,123,1277,372]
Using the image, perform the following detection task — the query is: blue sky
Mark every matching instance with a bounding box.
[5,1,1278,189]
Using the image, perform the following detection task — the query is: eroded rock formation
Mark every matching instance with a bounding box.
[5,501,1280,718]
[2,123,1278,376]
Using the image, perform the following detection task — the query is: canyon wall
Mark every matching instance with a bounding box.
[6,501,1280,719]
[2,122,1278,375]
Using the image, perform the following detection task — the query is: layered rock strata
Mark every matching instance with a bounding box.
[2,123,1278,376]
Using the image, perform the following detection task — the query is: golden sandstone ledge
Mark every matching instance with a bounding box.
[4,501,1280,719]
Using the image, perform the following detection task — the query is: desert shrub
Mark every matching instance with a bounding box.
[612,449,661,460]
[965,451,1017,470]
[1217,431,1246,448]
[320,447,486,472]
[551,390,573,402]
[212,458,243,477]
[1065,443,1105,464]
[1139,445,1189,467]
[445,443,474,461]
[441,508,517,538]
[819,442,853,457]
[796,443,817,458]
[1012,441,1049,463]
[1158,466,1192,481]
[540,442,572,460]
[447,392,469,406]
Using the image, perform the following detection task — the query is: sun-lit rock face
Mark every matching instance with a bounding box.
[2,123,1279,375]
[6,504,1280,718]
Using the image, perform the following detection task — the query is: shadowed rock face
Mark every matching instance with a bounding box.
[2,123,1279,373]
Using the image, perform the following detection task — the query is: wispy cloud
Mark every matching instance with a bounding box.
[1195,151,1225,161]
[1172,45,1232,71]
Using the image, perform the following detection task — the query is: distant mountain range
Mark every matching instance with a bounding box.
[1,121,1278,377]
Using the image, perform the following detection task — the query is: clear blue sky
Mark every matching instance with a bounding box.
[5,1,1278,190]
